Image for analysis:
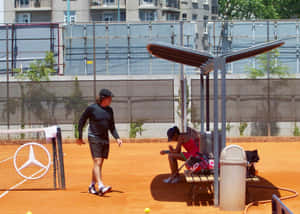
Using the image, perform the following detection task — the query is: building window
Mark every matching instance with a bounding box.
[192,14,197,20]
[166,12,179,21]
[103,0,114,5]
[103,13,114,21]
[166,0,179,8]
[192,2,198,9]
[120,11,126,21]
[140,0,157,6]
[139,10,157,21]
[15,0,29,8]
[182,13,187,20]
[16,13,31,23]
[143,0,153,4]
[64,11,76,24]
[203,15,208,33]
[212,6,218,14]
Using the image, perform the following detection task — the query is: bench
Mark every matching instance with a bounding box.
[184,170,260,202]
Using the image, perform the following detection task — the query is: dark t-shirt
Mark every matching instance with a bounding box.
[78,103,120,143]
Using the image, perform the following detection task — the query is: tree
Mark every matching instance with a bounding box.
[275,0,300,18]
[246,49,290,79]
[16,51,57,127]
[64,77,88,138]
[218,0,279,20]
[245,49,290,136]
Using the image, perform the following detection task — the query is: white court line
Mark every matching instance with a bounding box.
[0,168,44,199]
[0,156,13,164]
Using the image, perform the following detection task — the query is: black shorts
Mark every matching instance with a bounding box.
[88,136,110,159]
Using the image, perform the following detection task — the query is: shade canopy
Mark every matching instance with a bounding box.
[147,40,284,68]
[147,42,213,67]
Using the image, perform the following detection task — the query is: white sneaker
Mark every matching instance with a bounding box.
[99,186,112,195]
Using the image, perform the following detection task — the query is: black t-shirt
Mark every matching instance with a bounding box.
[78,103,120,143]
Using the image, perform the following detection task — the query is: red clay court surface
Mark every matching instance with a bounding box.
[0,141,300,214]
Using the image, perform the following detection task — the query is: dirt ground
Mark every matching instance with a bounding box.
[0,141,300,214]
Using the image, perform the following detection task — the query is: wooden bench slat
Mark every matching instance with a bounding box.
[201,175,208,182]
[185,171,260,183]
[207,175,214,181]
[193,174,201,182]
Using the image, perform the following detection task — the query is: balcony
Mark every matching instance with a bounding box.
[15,0,52,11]
[139,0,158,9]
[161,0,180,12]
[90,0,126,10]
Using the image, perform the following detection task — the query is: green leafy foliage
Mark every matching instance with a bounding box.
[245,49,290,79]
[64,77,88,138]
[293,123,300,136]
[16,51,56,81]
[218,0,279,20]
[129,121,145,138]
[239,122,248,136]
[218,0,299,20]
[226,122,233,133]
[15,51,57,126]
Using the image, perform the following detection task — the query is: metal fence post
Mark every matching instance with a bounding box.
[200,74,204,133]
[93,22,96,99]
[213,57,219,206]
[221,57,226,150]
[6,24,10,133]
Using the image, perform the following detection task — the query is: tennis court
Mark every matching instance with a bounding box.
[0,140,299,214]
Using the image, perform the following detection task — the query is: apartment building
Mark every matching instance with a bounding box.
[3,0,218,23]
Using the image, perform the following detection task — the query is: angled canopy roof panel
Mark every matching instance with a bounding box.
[224,40,284,63]
[147,40,284,68]
[147,42,213,67]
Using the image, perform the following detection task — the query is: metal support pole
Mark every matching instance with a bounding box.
[213,58,219,207]
[93,22,97,99]
[221,57,226,150]
[6,25,10,133]
[52,138,57,189]
[117,0,120,22]
[297,23,299,73]
[180,21,187,132]
[127,24,131,75]
[11,24,14,76]
[83,25,87,75]
[200,74,204,133]
[67,0,70,24]
[57,25,61,75]
[267,21,271,136]
[206,74,210,131]
[56,127,66,189]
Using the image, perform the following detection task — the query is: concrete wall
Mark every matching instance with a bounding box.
[126,0,139,21]
[0,0,4,24]
[4,0,15,23]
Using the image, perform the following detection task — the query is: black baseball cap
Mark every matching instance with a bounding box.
[99,88,114,99]
[167,126,180,141]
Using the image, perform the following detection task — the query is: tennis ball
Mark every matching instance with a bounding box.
[26,211,32,214]
[144,208,150,213]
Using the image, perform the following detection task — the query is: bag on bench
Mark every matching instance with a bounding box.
[245,150,259,178]
[185,152,210,174]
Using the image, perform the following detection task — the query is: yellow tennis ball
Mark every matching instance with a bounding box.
[26,211,32,214]
[144,208,150,213]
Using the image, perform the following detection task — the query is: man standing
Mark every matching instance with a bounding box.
[76,88,122,196]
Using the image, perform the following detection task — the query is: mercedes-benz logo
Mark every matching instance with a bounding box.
[13,142,51,180]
